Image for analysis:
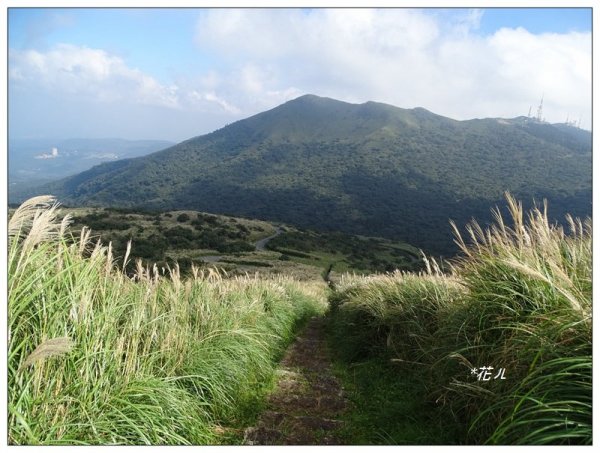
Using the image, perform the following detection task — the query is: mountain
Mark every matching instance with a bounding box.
[21,95,592,255]
[8,138,174,195]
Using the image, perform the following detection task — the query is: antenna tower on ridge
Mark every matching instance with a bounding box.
[536,94,544,122]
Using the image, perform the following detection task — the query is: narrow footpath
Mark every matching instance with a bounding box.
[243,317,349,445]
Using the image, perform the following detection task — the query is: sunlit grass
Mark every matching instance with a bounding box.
[328,193,591,444]
[8,196,326,445]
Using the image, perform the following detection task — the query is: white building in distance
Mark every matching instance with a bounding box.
[35,147,59,159]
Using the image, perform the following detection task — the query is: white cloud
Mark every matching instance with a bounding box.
[193,9,591,129]
[9,44,180,109]
[201,92,241,114]
[8,43,259,122]
[8,9,592,140]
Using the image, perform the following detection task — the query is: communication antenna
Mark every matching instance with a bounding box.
[577,116,581,129]
[528,106,532,118]
[536,94,544,122]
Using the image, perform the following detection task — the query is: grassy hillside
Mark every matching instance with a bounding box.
[8,196,326,445]
[23,95,591,255]
[8,194,592,445]
[327,194,591,444]
[264,227,423,276]
[48,206,422,279]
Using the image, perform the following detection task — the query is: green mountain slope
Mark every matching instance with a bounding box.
[27,94,591,255]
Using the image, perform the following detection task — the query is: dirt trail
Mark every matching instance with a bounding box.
[243,317,349,445]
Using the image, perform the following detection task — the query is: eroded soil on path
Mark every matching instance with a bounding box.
[243,317,349,445]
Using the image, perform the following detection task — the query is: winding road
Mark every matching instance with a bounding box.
[255,227,283,251]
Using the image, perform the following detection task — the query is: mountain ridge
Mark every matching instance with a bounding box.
[19,94,592,255]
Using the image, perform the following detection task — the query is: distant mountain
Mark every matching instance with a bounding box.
[8,138,174,195]
[21,95,591,255]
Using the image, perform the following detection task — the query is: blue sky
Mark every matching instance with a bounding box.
[475,8,590,34]
[7,7,593,141]
[9,9,207,84]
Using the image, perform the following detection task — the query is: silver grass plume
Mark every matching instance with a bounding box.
[18,337,75,373]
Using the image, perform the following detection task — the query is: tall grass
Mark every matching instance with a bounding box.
[8,196,325,445]
[327,193,591,444]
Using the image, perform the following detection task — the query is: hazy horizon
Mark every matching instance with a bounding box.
[7,92,594,144]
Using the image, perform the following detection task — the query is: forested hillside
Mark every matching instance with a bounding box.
[25,95,591,255]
